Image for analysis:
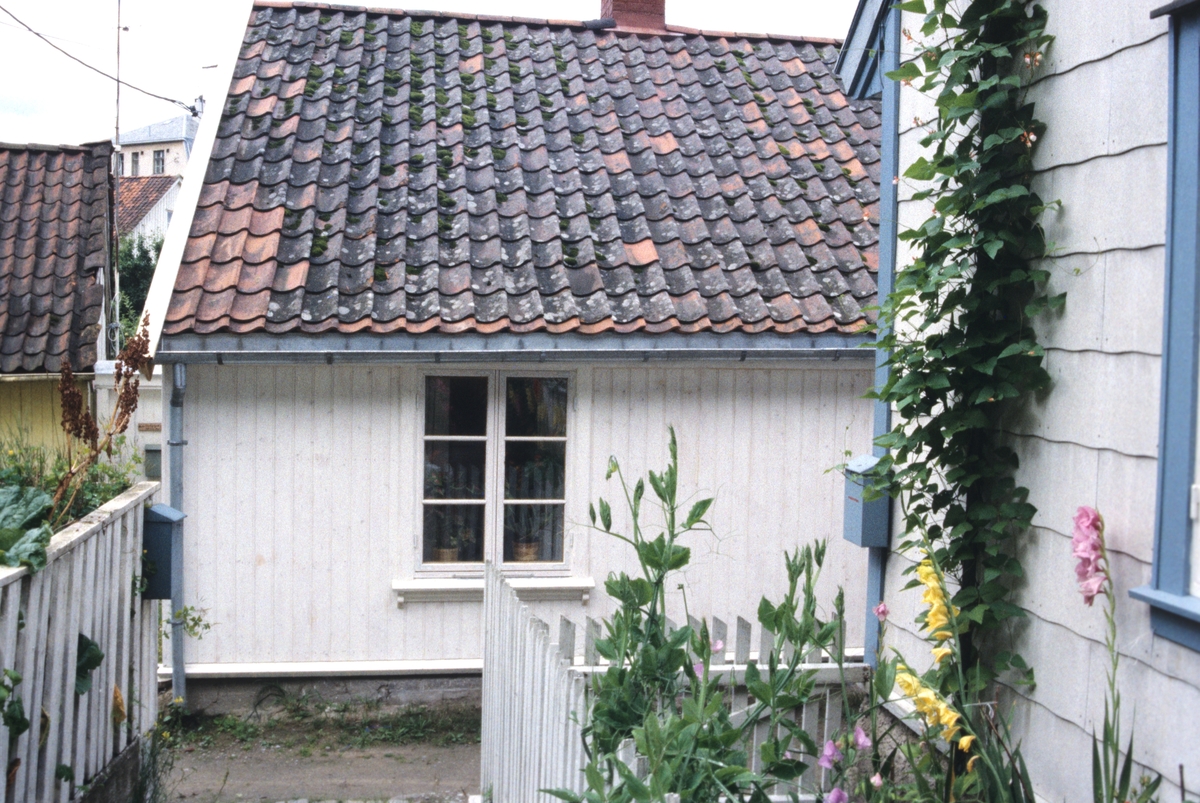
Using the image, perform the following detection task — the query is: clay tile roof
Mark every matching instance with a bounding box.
[165,2,881,338]
[0,141,112,373]
[118,175,179,234]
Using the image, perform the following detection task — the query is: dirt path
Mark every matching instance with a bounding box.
[167,742,479,802]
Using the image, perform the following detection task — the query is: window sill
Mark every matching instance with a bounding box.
[392,576,594,608]
[1130,585,1200,651]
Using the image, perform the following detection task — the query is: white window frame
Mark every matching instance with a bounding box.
[414,367,574,577]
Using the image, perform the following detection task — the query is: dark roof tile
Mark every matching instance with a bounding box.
[165,3,878,337]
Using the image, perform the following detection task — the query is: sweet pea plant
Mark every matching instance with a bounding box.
[551,430,850,802]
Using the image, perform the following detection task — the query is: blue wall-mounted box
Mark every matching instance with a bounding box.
[142,503,185,600]
[843,454,890,548]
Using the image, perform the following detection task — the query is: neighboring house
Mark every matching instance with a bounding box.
[118,174,182,241]
[840,0,1198,799]
[143,0,884,690]
[116,115,200,178]
[0,141,112,447]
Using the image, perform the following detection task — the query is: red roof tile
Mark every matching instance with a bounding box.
[117,175,178,234]
[164,2,882,338]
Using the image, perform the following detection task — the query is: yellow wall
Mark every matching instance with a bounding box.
[0,377,79,449]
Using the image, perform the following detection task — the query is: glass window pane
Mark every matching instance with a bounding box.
[504,441,565,499]
[504,504,563,562]
[425,376,488,435]
[423,505,484,562]
[506,378,567,436]
[424,441,486,499]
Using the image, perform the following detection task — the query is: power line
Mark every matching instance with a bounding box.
[0,2,199,117]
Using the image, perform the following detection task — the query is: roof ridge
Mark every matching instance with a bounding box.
[251,1,844,45]
[0,140,111,154]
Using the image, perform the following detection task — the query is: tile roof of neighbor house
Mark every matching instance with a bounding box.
[120,116,201,148]
[118,175,179,234]
[0,141,111,373]
[164,2,882,337]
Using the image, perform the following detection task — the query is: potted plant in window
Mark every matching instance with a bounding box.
[511,507,555,562]
[433,519,476,563]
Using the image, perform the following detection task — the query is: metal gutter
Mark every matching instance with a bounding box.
[168,363,187,702]
[155,331,875,364]
[0,373,95,383]
[863,2,901,668]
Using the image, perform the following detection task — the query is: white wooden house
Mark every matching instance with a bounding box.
[143,0,883,692]
[841,0,1200,799]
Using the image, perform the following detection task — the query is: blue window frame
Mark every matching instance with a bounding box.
[1131,0,1200,651]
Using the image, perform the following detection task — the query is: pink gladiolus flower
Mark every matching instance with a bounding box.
[871,772,884,788]
[873,602,889,621]
[818,740,842,770]
[1072,506,1108,606]
[1079,574,1106,606]
[693,663,703,676]
[854,725,872,750]
[827,788,848,803]
[712,639,724,655]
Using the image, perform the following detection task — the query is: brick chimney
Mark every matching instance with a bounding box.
[601,0,666,32]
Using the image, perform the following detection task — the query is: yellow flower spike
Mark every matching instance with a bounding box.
[958,734,975,752]
[966,755,980,773]
[931,646,953,663]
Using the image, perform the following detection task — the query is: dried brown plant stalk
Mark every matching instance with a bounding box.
[51,316,152,527]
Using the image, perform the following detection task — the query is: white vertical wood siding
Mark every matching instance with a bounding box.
[176,361,873,667]
[885,3,1199,800]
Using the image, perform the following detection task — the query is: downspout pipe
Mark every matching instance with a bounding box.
[168,362,187,701]
[864,3,902,668]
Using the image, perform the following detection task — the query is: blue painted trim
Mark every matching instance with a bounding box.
[1142,6,1200,651]
[837,0,889,100]
[863,3,901,667]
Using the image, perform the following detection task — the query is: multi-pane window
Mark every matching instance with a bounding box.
[422,377,487,564]
[130,152,140,176]
[153,150,165,174]
[503,378,566,562]
[421,374,567,566]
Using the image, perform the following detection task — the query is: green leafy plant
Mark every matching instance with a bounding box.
[0,434,141,532]
[118,234,163,343]
[0,668,29,743]
[551,429,849,802]
[872,0,1057,683]
[161,605,213,642]
[0,485,53,570]
[75,633,104,695]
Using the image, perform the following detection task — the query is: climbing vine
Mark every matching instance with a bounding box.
[871,0,1058,688]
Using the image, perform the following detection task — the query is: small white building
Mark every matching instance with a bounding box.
[117,175,181,241]
[145,0,884,693]
[117,115,199,178]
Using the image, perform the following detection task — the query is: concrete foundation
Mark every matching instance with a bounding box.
[185,673,483,715]
[79,738,142,803]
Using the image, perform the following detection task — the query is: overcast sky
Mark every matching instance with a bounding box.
[0,0,858,146]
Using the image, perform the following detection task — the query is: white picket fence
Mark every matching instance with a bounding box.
[481,564,869,803]
[0,481,161,802]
